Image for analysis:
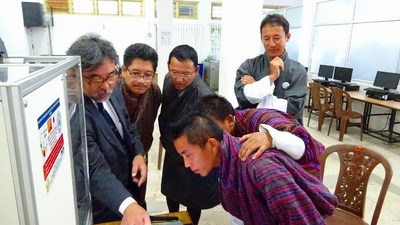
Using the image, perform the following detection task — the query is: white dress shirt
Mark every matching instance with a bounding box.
[259,124,305,160]
[243,75,288,113]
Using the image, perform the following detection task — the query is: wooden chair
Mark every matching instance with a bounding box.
[328,87,363,141]
[307,82,333,131]
[321,144,393,225]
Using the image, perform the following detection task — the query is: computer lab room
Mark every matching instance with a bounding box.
[1,0,399,225]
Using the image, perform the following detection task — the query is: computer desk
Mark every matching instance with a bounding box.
[308,81,400,143]
[348,91,400,143]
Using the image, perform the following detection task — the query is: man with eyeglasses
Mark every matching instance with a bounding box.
[158,44,218,225]
[119,43,162,210]
[66,33,150,225]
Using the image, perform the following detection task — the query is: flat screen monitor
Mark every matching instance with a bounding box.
[317,65,334,81]
[333,66,353,83]
[373,71,400,90]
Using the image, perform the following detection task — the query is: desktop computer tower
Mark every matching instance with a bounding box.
[366,90,399,101]
[326,82,360,91]
[343,84,360,91]
[394,94,400,102]
[203,61,219,92]
[366,91,390,100]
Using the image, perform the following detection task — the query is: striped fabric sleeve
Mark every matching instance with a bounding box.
[251,152,331,224]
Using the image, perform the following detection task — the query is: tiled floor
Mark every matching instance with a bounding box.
[145,115,400,225]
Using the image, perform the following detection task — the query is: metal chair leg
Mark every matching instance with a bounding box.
[157,142,163,170]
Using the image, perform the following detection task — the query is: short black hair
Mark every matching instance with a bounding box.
[123,43,158,72]
[168,44,198,67]
[260,14,290,35]
[192,95,235,122]
[171,114,223,148]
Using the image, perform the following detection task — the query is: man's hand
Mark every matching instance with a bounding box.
[240,74,256,85]
[131,155,147,186]
[269,57,284,84]
[120,202,151,225]
[238,131,273,161]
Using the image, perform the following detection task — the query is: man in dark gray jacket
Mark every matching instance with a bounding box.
[234,14,307,124]
[158,44,219,225]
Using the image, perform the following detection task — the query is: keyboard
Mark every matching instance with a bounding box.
[329,81,349,86]
[312,79,331,87]
[329,82,348,88]
[313,78,329,81]
[312,79,330,84]
[328,82,341,88]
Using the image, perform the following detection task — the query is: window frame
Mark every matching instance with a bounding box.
[211,2,222,20]
[173,0,199,19]
[44,0,144,16]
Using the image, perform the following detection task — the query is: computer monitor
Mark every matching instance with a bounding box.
[317,65,334,81]
[373,71,400,90]
[333,66,353,83]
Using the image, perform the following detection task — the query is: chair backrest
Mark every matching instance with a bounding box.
[330,87,352,115]
[309,82,330,110]
[320,144,393,225]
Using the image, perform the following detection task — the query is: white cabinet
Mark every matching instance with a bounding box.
[0,56,90,225]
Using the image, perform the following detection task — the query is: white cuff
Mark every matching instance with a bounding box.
[259,124,305,160]
[119,197,136,215]
[256,97,288,113]
[243,76,274,104]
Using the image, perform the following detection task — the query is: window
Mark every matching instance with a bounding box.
[262,5,286,17]
[44,0,143,16]
[211,2,221,20]
[122,0,143,16]
[209,23,221,61]
[98,0,118,15]
[173,1,198,19]
[73,0,94,14]
[45,0,70,13]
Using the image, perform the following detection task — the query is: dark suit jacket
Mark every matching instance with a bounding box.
[74,88,145,223]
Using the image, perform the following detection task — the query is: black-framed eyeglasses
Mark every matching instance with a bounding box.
[169,70,195,79]
[126,67,154,82]
[83,70,119,87]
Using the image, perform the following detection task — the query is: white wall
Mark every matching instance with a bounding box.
[156,0,173,88]
[50,15,153,59]
[0,0,302,57]
[0,0,30,55]
[0,0,315,121]
[218,0,263,107]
